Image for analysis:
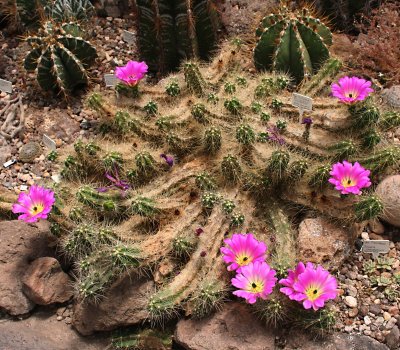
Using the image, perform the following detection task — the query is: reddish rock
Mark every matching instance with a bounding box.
[297,217,352,270]
[72,274,153,335]
[175,302,389,350]
[22,257,74,305]
[0,220,55,316]
[175,302,275,350]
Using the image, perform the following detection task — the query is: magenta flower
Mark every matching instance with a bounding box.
[12,185,55,223]
[160,153,174,167]
[115,61,148,86]
[328,161,371,195]
[292,264,338,311]
[331,76,373,104]
[279,262,311,301]
[231,261,277,304]
[220,233,267,272]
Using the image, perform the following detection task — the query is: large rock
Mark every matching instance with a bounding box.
[175,302,389,350]
[22,257,74,305]
[0,220,55,315]
[72,274,153,335]
[0,309,109,350]
[175,302,275,350]
[297,217,352,269]
[376,175,400,227]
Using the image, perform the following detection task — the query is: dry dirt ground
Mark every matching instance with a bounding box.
[0,309,109,350]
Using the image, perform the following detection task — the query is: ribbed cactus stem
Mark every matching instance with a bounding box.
[221,155,242,183]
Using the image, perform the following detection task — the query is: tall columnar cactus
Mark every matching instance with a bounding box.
[24,41,399,335]
[24,21,97,94]
[254,5,332,84]
[133,0,220,73]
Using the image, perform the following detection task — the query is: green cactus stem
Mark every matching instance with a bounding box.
[224,97,243,115]
[184,62,206,97]
[288,160,309,183]
[165,80,180,97]
[361,129,381,149]
[195,172,217,191]
[144,100,158,116]
[380,111,400,130]
[329,140,357,160]
[204,127,222,153]
[221,155,242,182]
[354,195,384,222]
[191,103,209,124]
[308,164,331,188]
[224,82,236,94]
[236,124,255,145]
[361,147,400,173]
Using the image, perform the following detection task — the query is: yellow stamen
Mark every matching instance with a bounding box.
[247,280,264,293]
[305,284,322,301]
[235,253,252,266]
[30,202,44,215]
[341,177,356,188]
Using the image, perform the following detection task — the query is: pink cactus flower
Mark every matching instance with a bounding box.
[115,61,148,86]
[279,262,312,301]
[231,261,277,304]
[329,161,371,195]
[220,233,267,272]
[331,76,373,104]
[292,264,338,311]
[12,185,55,223]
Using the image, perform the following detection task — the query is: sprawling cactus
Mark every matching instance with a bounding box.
[132,0,220,73]
[8,40,396,334]
[24,21,97,94]
[254,4,332,84]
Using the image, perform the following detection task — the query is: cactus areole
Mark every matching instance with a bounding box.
[254,6,332,84]
[24,21,97,94]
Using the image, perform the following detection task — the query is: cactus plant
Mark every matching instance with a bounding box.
[133,0,219,74]
[24,21,97,94]
[27,40,399,330]
[254,4,332,84]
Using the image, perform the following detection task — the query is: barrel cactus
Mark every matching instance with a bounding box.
[24,21,97,94]
[132,0,220,73]
[254,4,332,84]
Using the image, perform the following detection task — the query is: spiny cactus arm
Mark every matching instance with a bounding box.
[296,22,330,73]
[193,0,219,60]
[300,58,342,96]
[147,208,229,323]
[254,21,286,70]
[273,24,307,84]
[57,36,97,67]
[24,47,42,71]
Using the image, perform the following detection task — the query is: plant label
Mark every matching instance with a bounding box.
[3,159,16,168]
[42,134,57,151]
[104,74,119,87]
[0,79,12,93]
[292,93,313,123]
[362,240,390,259]
[122,30,136,45]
